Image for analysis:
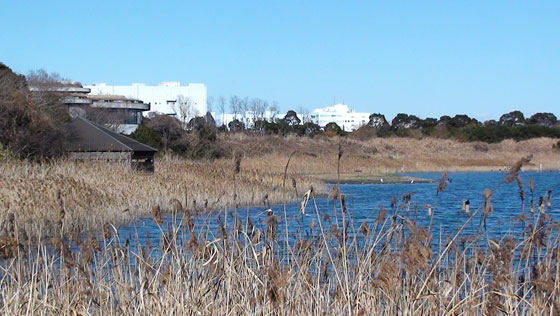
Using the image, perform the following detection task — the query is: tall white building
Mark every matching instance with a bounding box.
[85,82,207,120]
[310,104,370,131]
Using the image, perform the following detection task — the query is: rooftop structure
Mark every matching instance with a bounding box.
[30,84,150,134]
[66,117,157,172]
[85,82,207,121]
[310,104,370,131]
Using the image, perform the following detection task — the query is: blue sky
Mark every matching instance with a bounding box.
[1,1,559,121]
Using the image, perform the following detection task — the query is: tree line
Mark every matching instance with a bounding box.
[365,111,560,143]
[1,61,559,161]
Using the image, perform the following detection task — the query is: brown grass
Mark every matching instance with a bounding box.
[0,155,323,240]
[1,135,558,241]
[0,170,558,315]
[0,138,558,314]
[227,133,560,174]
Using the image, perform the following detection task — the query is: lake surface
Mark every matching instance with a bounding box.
[116,171,560,251]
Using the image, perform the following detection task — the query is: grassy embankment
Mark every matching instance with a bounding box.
[230,134,560,180]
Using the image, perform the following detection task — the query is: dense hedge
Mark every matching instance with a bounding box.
[466,124,560,143]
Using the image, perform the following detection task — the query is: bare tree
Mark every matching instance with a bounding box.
[175,95,198,128]
[26,69,74,124]
[206,96,214,113]
[26,69,79,89]
[249,98,268,126]
[298,106,311,123]
[217,96,226,126]
[229,95,242,119]
[241,96,250,126]
[269,101,279,122]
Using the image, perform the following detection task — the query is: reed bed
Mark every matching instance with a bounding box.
[226,134,560,174]
[0,154,558,315]
[0,154,323,241]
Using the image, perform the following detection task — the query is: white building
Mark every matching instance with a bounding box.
[310,104,370,131]
[85,82,207,120]
[214,110,285,129]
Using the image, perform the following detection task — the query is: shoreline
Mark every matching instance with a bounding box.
[315,173,435,184]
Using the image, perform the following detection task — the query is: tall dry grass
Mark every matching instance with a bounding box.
[1,134,558,241]
[0,154,323,241]
[0,155,558,315]
[225,133,560,174]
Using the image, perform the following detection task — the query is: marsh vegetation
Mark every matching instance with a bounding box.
[0,151,559,315]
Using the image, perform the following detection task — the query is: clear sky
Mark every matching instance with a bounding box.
[1,1,559,121]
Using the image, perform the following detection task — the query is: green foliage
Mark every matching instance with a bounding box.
[467,124,560,143]
[228,119,245,131]
[529,112,557,127]
[438,115,451,126]
[131,124,163,149]
[392,113,421,129]
[302,121,321,136]
[197,126,217,142]
[283,110,301,126]
[499,110,525,126]
[263,121,280,135]
[368,113,389,128]
[187,116,207,131]
[419,117,438,128]
[134,115,226,160]
[448,114,476,128]
[324,122,342,136]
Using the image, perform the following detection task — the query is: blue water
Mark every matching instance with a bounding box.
[116,171,560,252]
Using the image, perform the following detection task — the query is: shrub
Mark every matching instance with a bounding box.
[0,63,65,160]
[448,114,475,128]
[324,122,342,136]
[438,115,452,126]
[499,110,525,126]
[262,121,280,135]
[144,115,184,152]
[350,125,376,141]
[392,113,421,129]
[419,117,438,128]
[368,113,389,128]
[528,112,557,127]
[429,125,450,138]
[228,119,245,131]
[131,124,163,150]
[283,110,301,126]
[302,122,321,136]
[467,124,560,143]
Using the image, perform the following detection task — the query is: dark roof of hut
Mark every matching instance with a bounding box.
[65,117,158,153]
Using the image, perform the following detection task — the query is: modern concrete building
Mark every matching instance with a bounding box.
[30,85,150,134]
[310,104,370,131]
[85,82,207,120]
[83,95,150,134]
